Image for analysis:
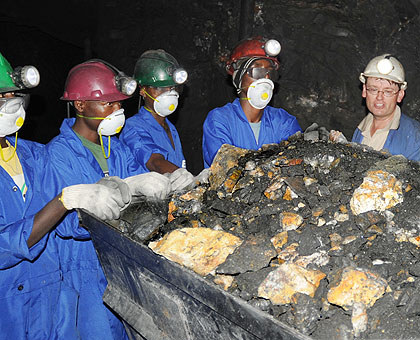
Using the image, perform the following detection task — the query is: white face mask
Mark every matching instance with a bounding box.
[0,97,26,137]
[246,78,274,110]
[151,90,179,117]
[97,108,125,136]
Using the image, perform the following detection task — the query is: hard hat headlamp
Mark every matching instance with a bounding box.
[116,75,137,96]
[172,68,188,85]
[11,66,40,89]
[376,56,394,75]
[264,39,281,57]
[89,58,137,97]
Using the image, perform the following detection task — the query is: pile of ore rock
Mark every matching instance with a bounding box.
[118,134,420,340]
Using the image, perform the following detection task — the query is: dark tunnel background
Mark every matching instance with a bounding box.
[2,0,420,175]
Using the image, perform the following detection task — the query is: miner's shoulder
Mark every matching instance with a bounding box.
[264,105,298,122]
[400,113,420,131]
[205,100,238,121]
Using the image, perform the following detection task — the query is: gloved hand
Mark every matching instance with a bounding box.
[329,130,348,143]
[60,183,126,220]
[194,168,211,185]
[168,168,195,192]
[97,176,132,210]
[304,122,329,142]
[124,172,171,199]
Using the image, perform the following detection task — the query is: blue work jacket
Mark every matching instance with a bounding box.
[352,113,420,162]
[120,107,186,170]
[203,98,301,168]
[0,136,79,339]
[43,118,143,340]
[202,98,301,167]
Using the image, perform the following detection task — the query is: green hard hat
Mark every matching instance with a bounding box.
[134,49,188,87]
[0,53,19,93]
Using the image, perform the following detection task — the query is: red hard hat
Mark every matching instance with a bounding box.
[226,36,281,75]
[61,61,130,102]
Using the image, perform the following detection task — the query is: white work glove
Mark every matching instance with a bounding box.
[194,168,211,185]
[168,168,195,192]
[60,183,126,220]
[97,176,131,210]
[124,172,171,200]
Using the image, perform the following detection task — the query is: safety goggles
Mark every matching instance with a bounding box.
[245,67,278,81]
[0,93,29,113]
[149,85,184,95]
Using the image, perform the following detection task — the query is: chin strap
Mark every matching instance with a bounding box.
[144,106,155,114]
[0,132,18,162]
[76,113,106,121]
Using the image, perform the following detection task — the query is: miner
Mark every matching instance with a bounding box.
[120,49,199,191]
[202,36,301,168]
[353,54,420,161]
[0,53,139,339]
[42,59,171,339]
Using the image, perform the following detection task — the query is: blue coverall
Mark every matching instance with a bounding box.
[0,136,79,340]
[120,107,186,170]
[202,98,301,167]
[352,113,420,162]
[43,118,145,340]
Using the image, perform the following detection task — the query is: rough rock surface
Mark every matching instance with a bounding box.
[121,136,420,339]
[6,0,420,175]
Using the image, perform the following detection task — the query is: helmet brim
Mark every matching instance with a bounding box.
[360,73,407,90]
[61,92,131,102]
[0,86,20,94]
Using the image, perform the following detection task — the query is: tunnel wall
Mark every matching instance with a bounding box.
[2,0,420,174]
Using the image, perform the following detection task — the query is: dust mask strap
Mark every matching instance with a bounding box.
[98,132,111,159]
[0,132,18,162]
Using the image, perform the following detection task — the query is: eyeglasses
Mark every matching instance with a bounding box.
[246,67,278,80]
[366,87,399,97]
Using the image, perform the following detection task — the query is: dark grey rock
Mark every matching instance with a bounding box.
[408,262,420,277]
[235,266,277,297]
[296,225,323,256]
[397,287,420,316]
[119,197,169,242]
[216,235,277,275]
[286,293,322,335]
[308,308,353,340]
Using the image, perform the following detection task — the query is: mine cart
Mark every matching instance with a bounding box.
[80,211,311,340]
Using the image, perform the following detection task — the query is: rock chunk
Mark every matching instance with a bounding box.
[350,170,403,215]
[149,227,242,276]
[258,263,326,305]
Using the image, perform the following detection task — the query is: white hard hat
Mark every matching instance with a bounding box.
[359,54,407,90]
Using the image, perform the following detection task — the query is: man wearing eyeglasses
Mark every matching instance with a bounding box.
[352,54,420,161]
[202,37,301,168]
